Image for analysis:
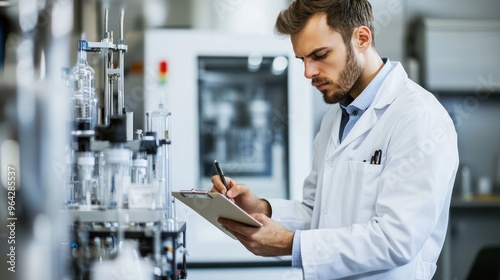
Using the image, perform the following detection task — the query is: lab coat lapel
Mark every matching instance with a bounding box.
[336,107,378,150]
[330,62,407,155]
[326,107,342,158]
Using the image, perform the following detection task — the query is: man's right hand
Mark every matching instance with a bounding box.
[210,176,271,217]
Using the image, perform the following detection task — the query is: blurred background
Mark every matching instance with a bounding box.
[1,0,500,279]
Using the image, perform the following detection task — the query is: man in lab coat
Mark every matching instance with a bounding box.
[212,0,459,279]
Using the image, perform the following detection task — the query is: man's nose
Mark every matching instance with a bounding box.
[304,61,319,79]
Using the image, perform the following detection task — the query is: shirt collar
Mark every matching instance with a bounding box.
[340,58,394,115]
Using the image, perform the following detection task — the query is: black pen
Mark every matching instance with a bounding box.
[376,149,382,165]
[214,160,229,194]
[372,149,382,165]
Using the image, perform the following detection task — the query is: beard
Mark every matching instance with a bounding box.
[312,45,362,104]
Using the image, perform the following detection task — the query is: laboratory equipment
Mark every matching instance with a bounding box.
[66,38,100,210]
[132,151,149,185]
[92,240,153,280]
[62,7,186,280]
[69,39,99,131]
[69,127,100,209]
[104,144,131,208]
[77,151,96,208]
[150,103,174,226]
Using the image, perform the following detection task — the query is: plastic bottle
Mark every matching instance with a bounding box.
[70,40,99,131]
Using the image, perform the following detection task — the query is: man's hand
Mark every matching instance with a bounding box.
[218,213,294,257]
[211,176,271,217]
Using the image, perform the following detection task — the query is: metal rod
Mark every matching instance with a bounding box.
[166,113,174,223]
[120,9,124,43]
[109,31,114,116]
[104,7,109,34]
[103,7,110,124]
[118,10,125,115]
[103,50,110,124]
[109,77,114,116]
[118,53,124,115]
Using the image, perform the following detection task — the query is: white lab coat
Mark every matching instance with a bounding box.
[269,61,459,280]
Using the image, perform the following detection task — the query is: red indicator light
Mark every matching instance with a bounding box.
[159,60,168,75]
[159,60,168,84]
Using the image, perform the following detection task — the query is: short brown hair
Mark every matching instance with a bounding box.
[275,0,375,46]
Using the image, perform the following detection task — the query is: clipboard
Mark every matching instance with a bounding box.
[172,189,262,239]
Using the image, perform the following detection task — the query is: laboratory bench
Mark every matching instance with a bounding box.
[436,196,500,280]
[451,196,500,208]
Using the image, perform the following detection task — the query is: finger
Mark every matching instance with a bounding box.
[250,213,269,224]
[213,176,241,198]
[210,175,227,194]
[219,217,245,230]
[220,222,263,256]
[219,217,257,236]
[225,180,247,199]
[222,226,250,246]
[218,217,233,227]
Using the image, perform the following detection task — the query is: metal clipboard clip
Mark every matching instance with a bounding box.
[179,189,214,199]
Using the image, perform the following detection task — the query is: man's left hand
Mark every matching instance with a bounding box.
[218,214,294,257]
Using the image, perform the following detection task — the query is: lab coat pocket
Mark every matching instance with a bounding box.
[343,161,383,224]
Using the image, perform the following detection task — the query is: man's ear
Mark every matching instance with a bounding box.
[353,26,372,52]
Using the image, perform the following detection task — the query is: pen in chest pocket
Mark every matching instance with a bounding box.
[370,149,382,165]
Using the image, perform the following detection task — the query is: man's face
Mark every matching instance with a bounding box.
[291,13,362,104]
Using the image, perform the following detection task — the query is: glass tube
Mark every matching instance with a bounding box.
[105,146,131,209]
[64,148,77,208]
[132,151,148,185]
[77,151,95,209]
[150,104,173,225]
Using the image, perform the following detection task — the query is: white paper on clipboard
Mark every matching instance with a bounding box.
[172,189,263,239]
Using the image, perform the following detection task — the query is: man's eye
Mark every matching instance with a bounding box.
[313,52,328,60]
